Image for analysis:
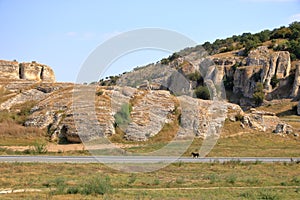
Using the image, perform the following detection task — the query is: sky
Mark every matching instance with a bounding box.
[0,0,299,83]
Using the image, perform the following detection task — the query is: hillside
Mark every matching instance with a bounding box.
[0,23,300,147]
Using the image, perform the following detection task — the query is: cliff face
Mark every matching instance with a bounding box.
[0,60,55,82]
[233,66,262,98]
[292,63,300,98]
[232,46,292,97]
[245,46,291,91]
[210,47,297,105]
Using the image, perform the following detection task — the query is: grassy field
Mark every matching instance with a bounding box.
[1,123,300,157]
[0,162,299,199]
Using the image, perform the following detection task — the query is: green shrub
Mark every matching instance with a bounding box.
[51,177,67,195]
[270,75,279,88]
[258,190,280,200]
[32,141,48,154]
[187,71,203,85]
[114,103,132,128]
[67,187,79,194]
[22,149,31,154]
[153,178,160,185]
[204,173,218,184]
[291,177,300,184]
[253,83,265,106]
[246,177,260,185]
[223,76,234,90]
[128,173,137,185]
[81,175,112,195]
[175,177,185,184]
[253,92,265,106]
[226,174,237,185]
[239,191,255,199]
[194,86,210,100]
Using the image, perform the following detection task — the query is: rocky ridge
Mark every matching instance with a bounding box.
[0,46,299,143]
[0,60,55,82]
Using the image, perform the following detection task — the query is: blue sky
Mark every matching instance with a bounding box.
[0,0,299,82]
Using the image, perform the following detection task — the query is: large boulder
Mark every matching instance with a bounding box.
[124,90,176,141]
[274,123,293,135]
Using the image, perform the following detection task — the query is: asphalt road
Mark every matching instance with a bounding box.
[0,156,299,163]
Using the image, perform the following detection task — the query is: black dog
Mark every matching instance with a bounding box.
[191,152,199,158]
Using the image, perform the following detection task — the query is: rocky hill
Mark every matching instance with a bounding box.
[0,55,296,143]
[1,23,300,143]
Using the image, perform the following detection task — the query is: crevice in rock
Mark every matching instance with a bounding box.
[40,66,44,80]
[18,63,23,79]
[274,56,280,77]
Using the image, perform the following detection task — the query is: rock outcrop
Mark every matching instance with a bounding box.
[0,60,55,82]
[298,101,300,116]
[274,123,293,135]
[243,109,281,132]
[0,44,297,143]
[124,90,176,141]
[291,63,300,98]
[233,66,262,98]
[0,89,48,110]
[0,60,20,79]
[246,46,291,91]
[177,96,243,138]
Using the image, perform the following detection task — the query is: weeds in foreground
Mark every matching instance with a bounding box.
[32,141,48,154]
[226,174,237,185]
[49,175,112,196]
[127,173,137,185]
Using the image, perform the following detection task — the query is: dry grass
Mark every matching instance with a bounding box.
[257,99,298,116]
[0,121,45,146]
[0,162,300,199]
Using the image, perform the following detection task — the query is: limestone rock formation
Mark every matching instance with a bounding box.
[0,89,48,110]
[124,90,176,141]
[246,46,291,91]
[213,57,237,66]
[233,66,262,98]
[274,123,293,135]
[242,109,292,134]
[291,63,300,97]
[0,60,55,82]
[0,60,20,79]
[177,96,243,138]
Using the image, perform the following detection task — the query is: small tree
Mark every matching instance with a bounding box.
[187,71,203,86]
[270,75,279,88]
[253,83,265,106]
[194,86,210,100]
[114,103,132,128]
